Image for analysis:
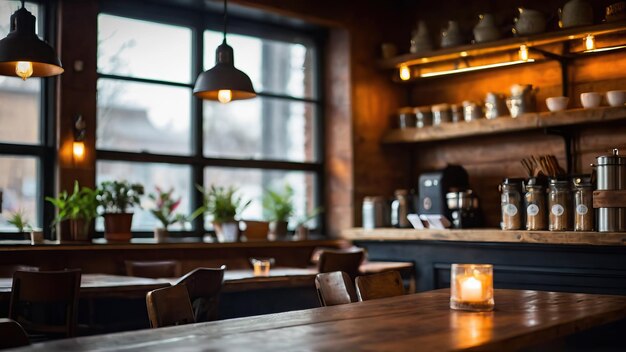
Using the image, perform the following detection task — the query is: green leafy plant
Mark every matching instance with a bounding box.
[194,185,251,223]
[263,185,295,222]
[97,180,144,214]
[149,187,187,229]
[46,181,98,227]
[7,210,31,233]
[296,206,324,228]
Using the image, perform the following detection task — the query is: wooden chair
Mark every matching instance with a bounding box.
[146,284,195,328]
[9,269,81,338]
[125,260,182,278]
[355,270,405,302]
[0,318,30,349]
[174,266,225,322]
[0,265,38,277]
[317,249,365,281]
[241,220,269,241]
[315,271,357,307]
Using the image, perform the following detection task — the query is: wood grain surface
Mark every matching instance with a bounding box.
[340,228,626,246]
[10,289,626,351]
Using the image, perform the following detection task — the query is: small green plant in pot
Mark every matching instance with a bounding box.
[46,181,98,242]
[97,180,144,242]
[7,210,31,238]
[149,187,187,242]
[195,185,250,242]
[263,185,294,241]
[294,206,323,240]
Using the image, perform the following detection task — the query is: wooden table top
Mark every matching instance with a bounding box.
[11,289,626,351]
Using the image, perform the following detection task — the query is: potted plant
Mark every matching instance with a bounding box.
[263,185,294,241]
[7,210,31,239]
[294,207,323,241]
[97,180,144,242]
[46,181,98,242]
[148,187,187,242]
[196,185,250,242]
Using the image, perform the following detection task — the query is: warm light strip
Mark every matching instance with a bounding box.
[419,59,535,78]
[583,45,626,53]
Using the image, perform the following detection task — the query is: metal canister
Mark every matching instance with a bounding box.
[397,107,417,129]
[362,196,390,229]
[596,149,626,232]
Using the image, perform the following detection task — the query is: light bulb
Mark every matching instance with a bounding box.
[217,89,232,103]
[584,35,595,51]
[399,65,411,81]
[518,45,529,61]
[72,141,85,161]
[15,61,33,80]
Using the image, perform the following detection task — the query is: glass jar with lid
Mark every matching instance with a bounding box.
[500,178,524,230]
[548,179,571,231]
[573,177,594,232]
[396,107,417,129]
[525,178,547,231]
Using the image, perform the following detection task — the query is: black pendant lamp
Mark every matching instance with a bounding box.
[0,0,63,80]
[193,0,256,103]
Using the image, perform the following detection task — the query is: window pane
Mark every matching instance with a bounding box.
[96,161,192,232]
[203,97,317,162]
[203,167,318,229]
[97,78,192,155]
[98,14,192,83]
[0,2,41,145]
[0,156,39,231]
[204,30,317,99]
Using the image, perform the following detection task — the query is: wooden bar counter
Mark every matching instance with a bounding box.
[11,289,626,351]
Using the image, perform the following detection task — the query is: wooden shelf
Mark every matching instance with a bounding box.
[341,228,626,246]
[378,20,626,69]
[382,106,626,144]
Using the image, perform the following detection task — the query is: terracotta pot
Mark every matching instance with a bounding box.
[295,225,309,241]
[269,221,289,241]
[103,213,133,242]
[154,228,169,243]
[213,221,240,242]
[70,218,91,242]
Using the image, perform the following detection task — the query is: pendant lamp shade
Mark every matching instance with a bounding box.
[193,0,255,102]
[0,6,63,79]
[193,41,256,101]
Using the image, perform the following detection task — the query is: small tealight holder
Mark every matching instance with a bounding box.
[251,258,271,277]
[450,264,494,312]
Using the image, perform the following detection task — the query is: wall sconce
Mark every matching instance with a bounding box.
[450,264,494,312]
[73,115,86,162]
[518,44,530,61]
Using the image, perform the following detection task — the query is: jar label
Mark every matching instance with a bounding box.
[503,204,518,216]
[527,204,540,216]
[576,204,588,215]
[551,204,565,216]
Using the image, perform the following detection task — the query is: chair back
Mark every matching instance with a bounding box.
[9,269,81,338]
[125,260,181,278]
[315,271,357,306]
[146,284,195,328]
[318,249,364,280]
[174,266,225,322]
[0,265,38,278]
[0,318,30,349]
[355,270,404,302]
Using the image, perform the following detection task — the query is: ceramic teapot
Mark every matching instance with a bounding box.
[513,8,547,36]
[441,21,464,48]
[560,0,593,28]
[410,21,432,54]
[473,14,501,43]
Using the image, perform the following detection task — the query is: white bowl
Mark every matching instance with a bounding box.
[606,90,626,107]
[580,92,602,108]
[546,96,569,112]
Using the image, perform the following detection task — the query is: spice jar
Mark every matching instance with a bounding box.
[548,179,571,231]
[573,177,594,232]
[431,103,451,126]
[397,107,417,129]
[500,178,524,230]
[415,106,432,128]
[525,178,547,231]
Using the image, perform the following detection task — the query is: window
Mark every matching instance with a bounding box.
[96,4,323,236]
[0,1,53,234]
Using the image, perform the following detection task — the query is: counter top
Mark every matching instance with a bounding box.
[341,228,626,246]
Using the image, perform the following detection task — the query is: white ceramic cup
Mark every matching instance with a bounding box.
[606,90,626,107]
[546,96,570,112]
[580,92,602,108]
[30,230,44,245]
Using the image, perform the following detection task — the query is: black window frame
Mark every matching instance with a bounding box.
[0,0,56,239]
[95,1,326,238]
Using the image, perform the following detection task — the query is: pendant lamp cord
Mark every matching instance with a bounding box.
[222,0,228,43]
[20,0,25,8]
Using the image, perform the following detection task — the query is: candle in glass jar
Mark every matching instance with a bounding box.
[450,264,494,312]
[460,276,483,302]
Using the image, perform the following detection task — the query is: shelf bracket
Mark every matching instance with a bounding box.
[544,127,576,174]
[529,44,572,97]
